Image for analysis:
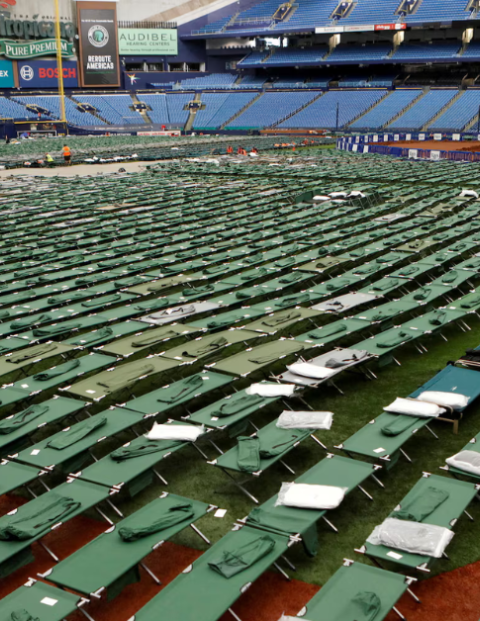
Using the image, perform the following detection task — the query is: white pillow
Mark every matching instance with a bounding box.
[417,391,469,410]
[286,362,336,380]
[383,397,444,418]
[275,482,347,510]
[277,410,333,430]
[144,423,203,442]
[446,450,480,475]
[245,383,296,397]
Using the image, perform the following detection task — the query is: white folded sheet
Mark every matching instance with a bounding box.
[446,450,480,475]
[144,423,204,442]
[276,410,333,430]
[383,397,445,418]
[367,517,454,558]
[417,390,469,410]
[287,362,336,380]
[275,482,347,510]
[245,383,296,397]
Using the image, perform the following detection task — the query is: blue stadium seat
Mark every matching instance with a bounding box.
[226,91,318,128]
[388,89,457,129]
[429,90,480,131]
[194,92,258,128]
[14,96,103,126]
[73,95,144,125]
[350,89,422,129]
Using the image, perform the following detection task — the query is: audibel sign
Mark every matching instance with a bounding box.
[18,60,78,88]
[77,1,120,87]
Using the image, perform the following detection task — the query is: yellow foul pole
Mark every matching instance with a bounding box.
[54,0,66,124]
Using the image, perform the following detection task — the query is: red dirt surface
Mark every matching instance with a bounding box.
[2,498,480,621]
[378,140,480,153]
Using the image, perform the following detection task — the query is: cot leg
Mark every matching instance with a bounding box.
[392,606,406,620]
[371,474,385,489]
[310,434,327,450]
[208,439,224,455]
[440,333,448,341]
[453,420,459,435]
[442,551,450,560]
[228,608,243,621]
[192,442,210,460]
[464,509,474,522]
[273,561,291,581]
[330,380,344,395]
[400,448,412,463]
[298,396,314,411]
[95,506,113,525]
[281,554,296,571]
[39,540,59,562]
[140,562,161,585]
[79,608,96,621]
[106,499,124,518]
[38,478,51,492]
[25,485,37,499]
[279,459,295,475]
[190,523,211,545]
[220,469,259,504]
[249,420,260,431]
[392,357,401,366]
[153,468,169,486]
[425,424,439,440]
[460,320,471,332]
[407,587,421,603]
[322,516,338,533]
[358,485,373,501]
[88,449,99,463]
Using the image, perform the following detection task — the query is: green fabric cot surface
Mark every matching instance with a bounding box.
[401,308,466,332]
[300,562,407,621]
[100,323,204,357]
[121,371,233,417]
[159,329,259,363]
[295,318,366,345]
[63,320,146,348]
[213,339,304,376]
[190,307,266,331]
[45,493,209,597]
[0,342,75,379]
[247,455,376,556]
[21,315,109,341]
[354,328,417,356]
[0,580,81,621]
[188,389,278,429]
[0,460,43,497]
[65,357,179,401]
[128,526,289,621]
[391,486,449,522]
[242,307,320,335]
[353,301,419,324]
[365,475,477,569]
[216,419,311,474]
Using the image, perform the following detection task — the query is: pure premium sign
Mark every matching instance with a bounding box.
[0,38,74,59]
[118,28,178,55]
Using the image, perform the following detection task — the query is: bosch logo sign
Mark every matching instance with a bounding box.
[20,65,34,80]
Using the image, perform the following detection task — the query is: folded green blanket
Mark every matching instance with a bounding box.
[97,363,155,391]
[33,358,81,382]
[6,342,57,365]
[279,272,304,284]
[342,591,381,621]
[442,271,458,284]
[376,330,413,349]
[32,322,82,337]
[68,327,114,347]
[47,416,107,450]
[461,295,480,309]
[181,337,227,359]
[182,285,214,297]
[429,310,447,326]
[275,257,295,268]
[373,279,399,292]
[214,394,264,418]
[240,268,267,282]
[326,279,351,291]
[259,428,305,458]
[119,501,194,541]
[263,310,301,328]
[208,534,276,578]
[381,415,418,436]
[156,374,203,403]
[0,404,49,435]
[275,293,310,309]
[391,486,449,522]
[370,309,395,322]
[110,437,182,461]
[134,298,173,313]
[81,294,122,308]
[237,436,261,472]
[0,493,80,540]
[355,264,377,275]
[247,508,318,556]
[307,323,347,340]
[398,265,419,276]
[10,314,51,331]
[10,609,39,621]
[131,330,179,348]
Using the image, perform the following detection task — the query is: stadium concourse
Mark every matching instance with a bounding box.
[2,143,480,621]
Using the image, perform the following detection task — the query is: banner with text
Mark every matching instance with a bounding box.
[118,28,177,55]
[18,60,78,88]
[0,38,74,59]
[0,59,13,87]
[77,1,120,87]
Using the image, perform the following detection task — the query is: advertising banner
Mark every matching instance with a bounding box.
[18,60,78,87]
[0,59,14,87]
[118,28,177,55]
[0,38,74,59]
[374,23,407,31]
[77,1,120,87]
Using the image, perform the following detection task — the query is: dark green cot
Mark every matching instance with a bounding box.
[41,492,214,601]
[0,342,77,382]
[0,459,48,498]
[64,320,147,350]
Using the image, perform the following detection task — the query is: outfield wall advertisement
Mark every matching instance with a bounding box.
[18,60,78,88]
[118,28,178,55]
[77,1,120,87]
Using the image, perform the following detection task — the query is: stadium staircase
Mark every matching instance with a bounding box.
[271,90,325,127]
[424,90,465,129]
[220,91,264,128]
[384,88,428,127]
[185,92,202,131]
[463,108,480,132]
[345,89,392,127]
[131,93,153,124]
[67,95,109,125]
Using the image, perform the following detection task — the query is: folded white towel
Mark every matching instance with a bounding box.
[277,410,333,430]
[245,383,296,397]
[367,517,454,558]
[313,195,330,201]
[460,189,479,199]
[144,423,203,442]
[446,450,480,475]
[287,362,336,380]
[275,482,347,510]
[383,397,445,418]
[417,391,469,411]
